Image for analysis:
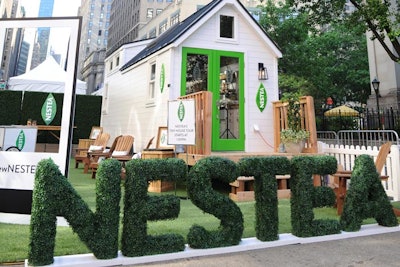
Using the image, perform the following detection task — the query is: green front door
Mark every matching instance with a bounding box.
[182,48,244,151]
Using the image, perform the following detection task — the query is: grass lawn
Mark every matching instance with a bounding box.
[0,160,389,264]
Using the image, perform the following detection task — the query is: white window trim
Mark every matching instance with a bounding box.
[146,61,157,107]
[216,12,238,44]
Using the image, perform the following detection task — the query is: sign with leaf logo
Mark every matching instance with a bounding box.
[178,101,185,122]
[168,99,195,145]
[15,130,25,150]
[41,93,57,125]
[256,83,267,112]
[160,64,165,93]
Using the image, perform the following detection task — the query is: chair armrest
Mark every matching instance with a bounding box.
[112,155,133,162]
[76,147,88,153]
[87,151,111,158]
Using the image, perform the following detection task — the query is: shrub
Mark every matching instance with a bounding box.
[313,186,336,208]
[290,155,340,237]
[340,154,398,231]
[186,157,243,248]
[238,156,290,241]
[121,158,186,257]
[29,158,122,265]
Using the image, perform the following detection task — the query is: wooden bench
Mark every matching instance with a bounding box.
[229,175,291,202]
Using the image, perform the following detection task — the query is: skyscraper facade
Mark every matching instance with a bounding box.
[78,0,112,93]
[30,0,55,69]
[0,0,25,81]
[106,0,172,57]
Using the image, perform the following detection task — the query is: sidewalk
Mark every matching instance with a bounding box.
[131,230,400,267]
[2,213,400,267]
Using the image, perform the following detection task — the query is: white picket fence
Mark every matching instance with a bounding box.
[321,143,400,201]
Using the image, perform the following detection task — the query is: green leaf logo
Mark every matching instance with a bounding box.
[15,130,25,150]
[256,83,267,112]
[177,101,185,122]
[160,64,165,93]
[41,93,57,125]
[161,131,166,144]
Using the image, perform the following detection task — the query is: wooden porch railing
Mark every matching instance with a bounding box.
[273,96,318,153]
[179,91,212,155]
[178,93,317,155]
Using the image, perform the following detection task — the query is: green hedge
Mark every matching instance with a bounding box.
[28,154,399,265]
[340,154,398,231]
[28,158,121,266]
[290,156,340,237]
[238,156,290,241]
[121,158,186,257]
[186,157,243,248]
[0,90,22,124]
[0,90,101,143]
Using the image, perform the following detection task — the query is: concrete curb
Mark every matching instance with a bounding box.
[24,224,400,267]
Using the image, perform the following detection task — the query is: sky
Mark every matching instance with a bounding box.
[19,0,82,64]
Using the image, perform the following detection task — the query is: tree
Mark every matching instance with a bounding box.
[260,1,371,106]
[286,0,400,62]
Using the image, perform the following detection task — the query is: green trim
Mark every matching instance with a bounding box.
[181,47,245,151]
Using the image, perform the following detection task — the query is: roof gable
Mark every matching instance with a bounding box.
[120,0,281,71]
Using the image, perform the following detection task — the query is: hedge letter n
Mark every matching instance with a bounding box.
[28,159,122,266]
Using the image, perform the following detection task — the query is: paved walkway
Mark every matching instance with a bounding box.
[132,231,400,267]
[2,214,400,267]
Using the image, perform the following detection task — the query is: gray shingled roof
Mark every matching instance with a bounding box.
[120,0,277,71]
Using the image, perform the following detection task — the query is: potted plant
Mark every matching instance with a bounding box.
[280,92,310,153]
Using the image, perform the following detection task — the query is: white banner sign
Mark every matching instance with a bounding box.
[168,99,196,145]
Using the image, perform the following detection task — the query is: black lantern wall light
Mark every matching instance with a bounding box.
[258,63,268,80]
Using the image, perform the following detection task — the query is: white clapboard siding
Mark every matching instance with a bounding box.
[322,143,400,201]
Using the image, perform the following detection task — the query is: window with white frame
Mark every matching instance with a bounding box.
[219,15,234,39]
[149,63,156,99]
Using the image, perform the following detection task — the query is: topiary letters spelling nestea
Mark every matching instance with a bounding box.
[28,155,397,266]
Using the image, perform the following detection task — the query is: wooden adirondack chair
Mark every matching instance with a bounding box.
[333,142,392,215]
[75,132,110,170]
[89,135,134,178]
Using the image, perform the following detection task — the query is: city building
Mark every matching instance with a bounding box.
[366,0,400,111]
[0,0,24,81]
[81,48,106,93]
[106,0,173,58]
[77,0,111,91]
[30,0,55,69]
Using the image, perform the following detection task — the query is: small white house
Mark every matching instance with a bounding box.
[102,0,282,153]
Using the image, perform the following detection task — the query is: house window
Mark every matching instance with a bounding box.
[220,15,234,38]
[149,63,156,99]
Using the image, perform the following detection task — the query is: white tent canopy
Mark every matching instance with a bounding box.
[7,56,86,95]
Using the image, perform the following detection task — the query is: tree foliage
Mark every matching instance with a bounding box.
[286,0,400,62]
[260,0,370,106]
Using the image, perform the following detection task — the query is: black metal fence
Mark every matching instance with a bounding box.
[316,107,400,134]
